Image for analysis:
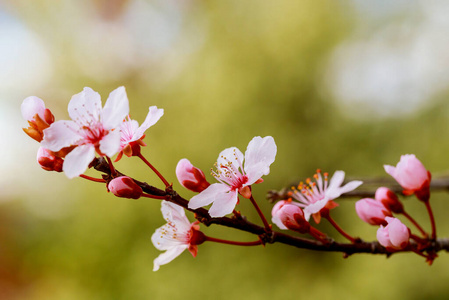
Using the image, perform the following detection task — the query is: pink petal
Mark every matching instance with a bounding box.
[102,86,129,130]
[188,183,229,210]
[216,147,244,170]
[41,120,82,152]
[99,129,121,157]
[303,199,328,221]
[62,144,96,178]
[208,189,238,217]
[134,106,164,140]
[68,87,102,126]
[21,96,46,121]
[244,136,277,184]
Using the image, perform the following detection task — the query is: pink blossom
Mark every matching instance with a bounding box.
[115,106,164,160]
[376,217,410,250]
[375,187,404,213]
[290,170,363,223]
[176,159,211,193]
[36,147,63,172]
[152,201,205,271]
[384,154,431,199]
[355,198,392,226]
[108,176,143,199]
[41,87,129,178]
[187,136,277,217]
[21,96,55,142]
[272,200,310,233]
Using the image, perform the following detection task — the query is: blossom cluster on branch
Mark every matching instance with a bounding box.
[21,86,445,271]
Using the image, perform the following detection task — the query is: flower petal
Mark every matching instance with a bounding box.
[62,144,96,178]
[188,183,230,210]
[68,87,102,126]
[208,189,238,217]
[152,244,188,271]
[99,129,121,157]
[303,199,328,221]
[21,96,46,121]
[102,86,129,130]
[134,106,164,140]
[244,136,277,184]
[41,120,82,151]
[216,147,244,170]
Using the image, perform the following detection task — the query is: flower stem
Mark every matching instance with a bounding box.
[323,213,356,243]
[106,156,117,177]
[137,152,170,187]
[249,195,271,232]
[80,174,106,183]
[423,200,437,240]
[141,193,167,200]
[401,210,428,238]
[205,235,263,246]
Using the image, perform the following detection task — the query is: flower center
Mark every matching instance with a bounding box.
[289,169,328,206]
[211,149,248,189]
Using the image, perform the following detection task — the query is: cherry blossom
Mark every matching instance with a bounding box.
[115,106,164,161]
[375,187,404,214]
[187,136,277,217]
[272,200,310,233]
[176,159,210,193]
[377,217,410,250]
[355,198,392,226]
[289,170,363,223]
[36,146,64,172]
[41,87,129,178]
[152,201,205,271]
[21,96,55,142]
[384,154,431,200]
[108,176,143,199]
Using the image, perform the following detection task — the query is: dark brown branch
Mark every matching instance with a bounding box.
[92,158,449,257]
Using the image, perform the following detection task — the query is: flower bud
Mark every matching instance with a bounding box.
[176,159,210,193]
[376,217,410,250]
[272,200,310,234]
[384,154,431,201]
[21,96,55,142]
[355,198,392,226]
[375,187,403,213]
[37,147,63,172]
[108,176,142,199]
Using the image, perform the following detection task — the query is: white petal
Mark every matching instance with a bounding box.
[152,245,188,271]
[41,120,82,151]
[161,201,191,231]
[134,106,164,140]
[102,86,129,130]
[68,87,102,126]
[99,129,121,157]
[338,180,363,195]
[303,199,328,221]
[244,136,277,184]
[21,96,46,121]
[216,147,244,170]
[188,183,230,209]
[62,144,96,178]
[272,215,288,230]
[208,189,238,217]
[327,171,345,191]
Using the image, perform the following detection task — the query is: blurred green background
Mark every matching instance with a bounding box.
[2,0,449,299]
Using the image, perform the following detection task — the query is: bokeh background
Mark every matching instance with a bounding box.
[2,0,449,299]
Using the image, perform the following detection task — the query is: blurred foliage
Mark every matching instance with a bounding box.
[3,0,449,299]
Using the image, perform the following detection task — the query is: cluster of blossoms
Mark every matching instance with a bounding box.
[22,86,441,271]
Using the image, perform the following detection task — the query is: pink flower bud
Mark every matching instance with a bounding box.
[272,200,310,233]
[37,147,63,172]
[376,217,410,250]
[384,154,431,201]
[355,198,392,226]
[176,159,210,193]
[375,187,403,213]
[108,176,142,199]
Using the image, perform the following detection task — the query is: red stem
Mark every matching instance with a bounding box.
[424,200,437,240]
[106,156,117,177]
[205,235,263,246]
[137,153,170,187]
[324,214,356,243]
[249,195,271,232]
[80,174,106,183]
[401,210,428,238]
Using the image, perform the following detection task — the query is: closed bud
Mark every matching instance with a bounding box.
[272,200,310,234]
[37,147,63,172]
[176,159,210,193]
[376,217,410,250]
[108,176,142,199]
[355,198,392,226]
[375,187,403,213]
